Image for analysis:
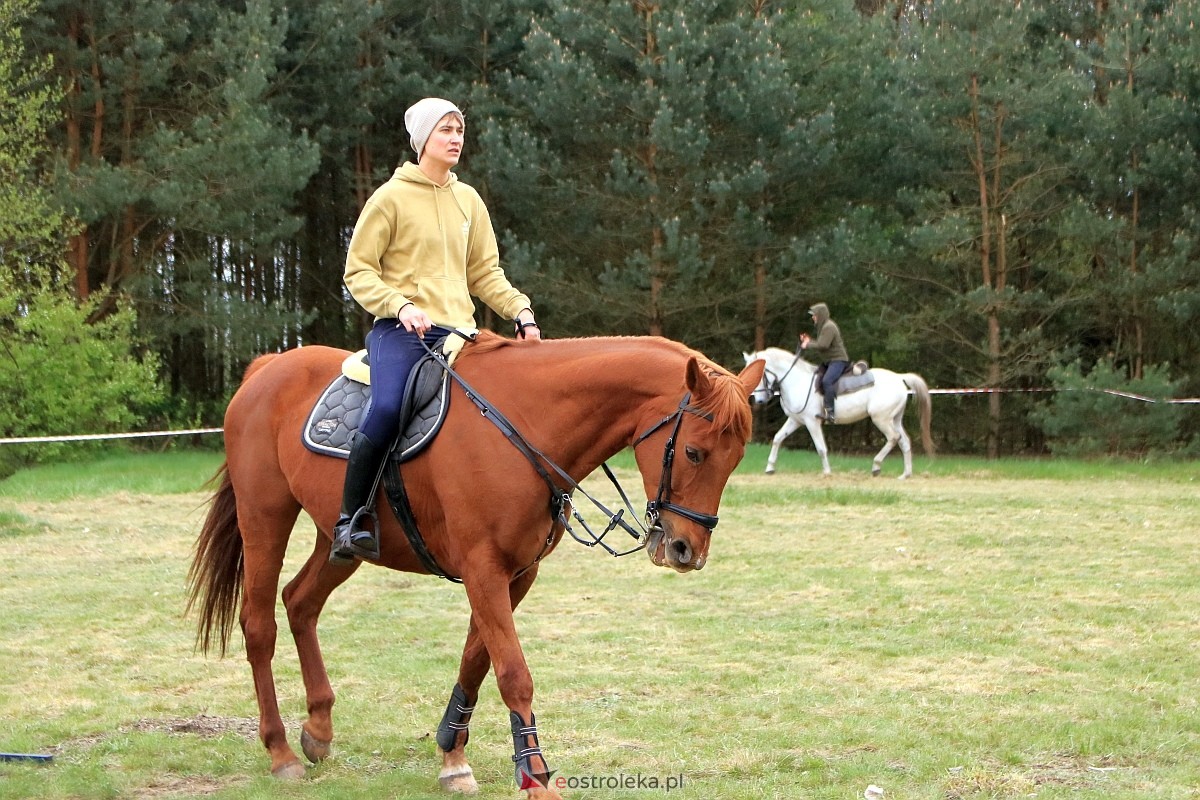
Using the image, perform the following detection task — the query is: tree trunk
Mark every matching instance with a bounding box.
[969,73,1002,459]
[65,14,89,300]
[1126,48,1143,380]
[753,250,766,352]
[638,2,664,337]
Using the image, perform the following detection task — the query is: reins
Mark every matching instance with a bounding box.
[765,352,816,416]
[417,335,668,569]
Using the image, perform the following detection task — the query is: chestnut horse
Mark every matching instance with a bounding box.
[187,331,765,798]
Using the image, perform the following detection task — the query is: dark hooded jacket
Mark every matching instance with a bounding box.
[803,303,849,363]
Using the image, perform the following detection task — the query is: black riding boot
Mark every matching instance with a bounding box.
[823,387,837,424]
[329,432,390,565]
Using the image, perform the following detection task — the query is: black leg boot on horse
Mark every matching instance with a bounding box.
[329,432,390,565]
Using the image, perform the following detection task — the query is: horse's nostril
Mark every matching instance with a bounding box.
[668,539,692,565]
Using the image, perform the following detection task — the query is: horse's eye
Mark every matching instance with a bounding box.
[685,446,703,465]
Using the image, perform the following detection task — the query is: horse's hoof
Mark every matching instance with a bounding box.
[271,760,307,780]
[765,467,775,475]
[871,468,881,477]
[438,764,479,794]
[300,728,331,764]
[898,474,909,481]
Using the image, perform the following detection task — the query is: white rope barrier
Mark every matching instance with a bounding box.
[0,428,223,445]
[928,387,1200,404]
[2,387,1198,446]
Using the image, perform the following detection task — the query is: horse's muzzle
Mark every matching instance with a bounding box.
[645,525,705,572]
[750,389,773,406]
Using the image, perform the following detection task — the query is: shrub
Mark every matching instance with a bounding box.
[1031,356,1185,458]
[0,276,165,470]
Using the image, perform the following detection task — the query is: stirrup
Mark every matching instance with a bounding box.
[329,507,380,564]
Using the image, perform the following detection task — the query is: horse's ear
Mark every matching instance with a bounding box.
[737,359,766,398]
[685,357,715,400]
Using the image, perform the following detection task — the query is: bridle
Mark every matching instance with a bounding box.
[756,353,815,416]
[631,393,719,532]
[759,352,804,396]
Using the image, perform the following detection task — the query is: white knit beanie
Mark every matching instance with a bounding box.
[404,98,464,163]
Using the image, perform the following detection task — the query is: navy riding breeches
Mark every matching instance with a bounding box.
[358,321,451,444]
[821,360,850,410]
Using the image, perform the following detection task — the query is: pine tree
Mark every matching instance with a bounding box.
[1069,0,1200,390]
[27,0,319,402]
[0,0,65,277]
[879,0,1093,456]
[1,0,162,465]
[476,0,851,365]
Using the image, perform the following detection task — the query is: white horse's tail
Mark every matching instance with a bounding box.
[901,373,935,456]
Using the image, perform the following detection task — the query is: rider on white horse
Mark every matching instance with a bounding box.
[798,302,850,423]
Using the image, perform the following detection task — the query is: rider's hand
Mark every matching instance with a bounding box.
[515,310,542,341]
[397,303,433,336]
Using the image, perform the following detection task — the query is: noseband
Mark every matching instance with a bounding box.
[632,393,720,532]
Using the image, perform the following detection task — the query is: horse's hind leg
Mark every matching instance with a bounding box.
[870,414,909,478]
[237,498,307,778]
[437,567,541,795]
[895,417,914,479]
[281,529,361,766]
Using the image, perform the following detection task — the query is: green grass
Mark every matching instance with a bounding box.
[0,448,224,500]
[2,445,1197,501]
[1,449,1199,799]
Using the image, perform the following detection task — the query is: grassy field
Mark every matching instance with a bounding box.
[1,447,1198,799]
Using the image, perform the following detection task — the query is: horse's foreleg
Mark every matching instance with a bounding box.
[282,529,360,766]
[803,419,832,475]
[438,567,539,794]
[766,418,801,474]
[238,505,306,779]
[460,566,560,800]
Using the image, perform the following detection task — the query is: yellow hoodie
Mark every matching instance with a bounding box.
[344,162,531,327]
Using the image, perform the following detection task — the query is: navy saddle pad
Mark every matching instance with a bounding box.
[301,356,450,462]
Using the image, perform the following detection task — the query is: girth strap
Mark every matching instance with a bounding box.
[382,462,462,583]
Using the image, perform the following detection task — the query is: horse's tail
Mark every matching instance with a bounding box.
[185,461,244,658]
[901,373,936,456]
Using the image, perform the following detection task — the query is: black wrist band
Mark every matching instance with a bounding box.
[514,320,540,339]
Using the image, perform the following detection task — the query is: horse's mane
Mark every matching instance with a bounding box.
[459,329,511,356]
[462,331,753,441]
[692,366,755,442]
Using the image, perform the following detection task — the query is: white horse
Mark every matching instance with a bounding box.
[743,348,934,478]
